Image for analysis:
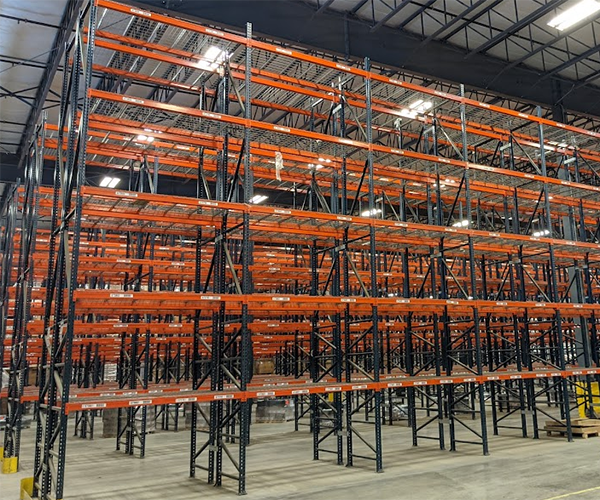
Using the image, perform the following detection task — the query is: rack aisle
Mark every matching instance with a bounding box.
[2,0,600,499]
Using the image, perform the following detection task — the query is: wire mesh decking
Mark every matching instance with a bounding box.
[3,0,600,498]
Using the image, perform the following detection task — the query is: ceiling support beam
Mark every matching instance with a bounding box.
[489,11,600,85]
[395,0,437,29]
[465,0,568,58]
[315,0,336,14]
[350,0,370,15]
[419,0,490,47]
[540,44,600,81]
[370,0,412,32]
[440,0,504,41]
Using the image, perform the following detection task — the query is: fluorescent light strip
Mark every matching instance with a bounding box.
[249,194,268,204]
[100,176,120,188]
[196,45,224,71]
[548,0,600,30]
[452,220,470,227]
[361,208,382,217]
[409,99,424,110]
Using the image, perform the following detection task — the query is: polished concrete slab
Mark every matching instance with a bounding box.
[1,416,600,500]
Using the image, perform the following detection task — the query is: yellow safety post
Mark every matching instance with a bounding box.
[2,455,18,474]
[575,382,600,418]
[20,477,34,500]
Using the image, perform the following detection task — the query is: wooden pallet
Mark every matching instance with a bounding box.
[570,418,600,426]
[544,418,600,438]
[545,427,600,438]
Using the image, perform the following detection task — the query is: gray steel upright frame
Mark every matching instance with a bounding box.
[32,4,97,498]
[3,119,44,468]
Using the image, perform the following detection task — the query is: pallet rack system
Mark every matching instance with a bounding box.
[2,0,600,499]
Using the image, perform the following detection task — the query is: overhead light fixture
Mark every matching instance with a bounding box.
[99,176,120,188]
[452,220,470,227]
[204,45,222,60]
[136,134,154,143]
[408,99,433,112]
[196,45,224,71]
[361,208,382,217]
[399,108,418,119]
[548,0,600,30]
[249,194,268,204]
[533,229,551,237]
[398,100,432,120]
[409,99,424,110]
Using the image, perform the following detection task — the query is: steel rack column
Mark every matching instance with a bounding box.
[560,169,595,417]
[582,255,600,416]
[115,151,156,452]
[459,86,488,454]
[237,22,254,495]
[492,257,530,438]
[400,230,418,446]
[0,187,22,463]
[189,225,203,478]
[539,107,573,442]
[438,242,457,451]
[73,341,96,440]
[415,254,446,449]
[331,187,344,466]
[337,82,354,466]
[33,44,68,500]
[0,183,18,397]
[312,200,344,463]
[516,249,540,440]
[309,239,320,461]
[365,57,382,473]
[468,236,489,455]
[32,3,96,498]
[310,91,344,467]
[459,85,473,231]
[189,129,212,484]
[208,76,228,487]
[116,329,151,457]
[191,49,247,491]
[3,123,44,471]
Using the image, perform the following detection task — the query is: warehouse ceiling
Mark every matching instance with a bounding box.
[0,0,72,156]
[133,0,600,121]
[0,0,71,205]
[302,0,600,82]
[2,0,600,179]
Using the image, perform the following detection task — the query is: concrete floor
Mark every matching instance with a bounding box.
[1,415,600,500]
